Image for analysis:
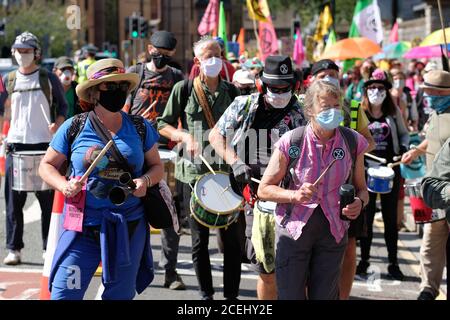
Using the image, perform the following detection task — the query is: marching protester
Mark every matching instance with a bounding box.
[157,36,242,300]
[76,44,98,84]
[390,68,418,131]
[257,79,369,300]
[53,56,82,118]
[124,30,186,291]
[401,69,450,300]
[231,69,256,95]
[189,37,236,82]
[38,58,163,299]
[346,59,377,101]
[209,55,307,300]
[309,59,375,299]
[0,32,67,265]
[357,69,410,281]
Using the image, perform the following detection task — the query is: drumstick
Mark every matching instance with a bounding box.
[80,140,114,183]
[388,161,402,168]
[40,104,51,126]
[199,154,216,175]
[141,100,158,118]
[251,178,261,184]
[313,158,338,187]
[410,145,435,156]
[364,153,387,164]
[393,155,402,161]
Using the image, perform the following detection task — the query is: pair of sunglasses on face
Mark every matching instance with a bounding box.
[267,86,291,94]
[100,81,130,92]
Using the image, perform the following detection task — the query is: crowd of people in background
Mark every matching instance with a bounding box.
[0,30,448,301]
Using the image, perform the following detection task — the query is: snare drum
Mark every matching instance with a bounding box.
[405,180,446,224]
[12,151,50,192]
[190,172,243,229]
[367,166,395,194]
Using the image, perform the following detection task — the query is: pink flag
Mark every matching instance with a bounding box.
[258,16,279,61]
[198,0,219,36]
[293,28,304,67]
[389,22,399,43]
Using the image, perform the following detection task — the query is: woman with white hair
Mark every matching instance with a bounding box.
[257,80,369,299]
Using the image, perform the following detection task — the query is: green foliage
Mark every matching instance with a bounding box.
[0,2,74,57]
[268,0,357,32]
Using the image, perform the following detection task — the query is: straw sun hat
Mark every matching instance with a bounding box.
[76,58,139,103]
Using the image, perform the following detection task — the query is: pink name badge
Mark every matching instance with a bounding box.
[63,177,87,232]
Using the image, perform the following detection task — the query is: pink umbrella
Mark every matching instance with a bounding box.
[404,44,450,59]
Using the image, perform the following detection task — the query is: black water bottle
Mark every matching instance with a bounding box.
[340,184,355,221]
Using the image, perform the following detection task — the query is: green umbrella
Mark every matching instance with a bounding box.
[377,41,411,59]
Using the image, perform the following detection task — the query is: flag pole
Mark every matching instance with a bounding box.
[437,0,449,59]
[252,18,261,57]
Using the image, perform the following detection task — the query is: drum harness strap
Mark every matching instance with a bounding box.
[279,125,357,228]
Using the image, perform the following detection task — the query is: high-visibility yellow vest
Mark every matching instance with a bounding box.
[341,99,359,130]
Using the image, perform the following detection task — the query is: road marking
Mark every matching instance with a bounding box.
[373,219,447,299]
[0,267,42,273]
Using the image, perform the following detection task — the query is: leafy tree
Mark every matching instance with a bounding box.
[0,2,77,58]
[268,0,357,33]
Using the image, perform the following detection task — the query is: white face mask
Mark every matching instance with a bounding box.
[393,79,405,89]
[59,70,72,86]
[367,88,387,105]
[265,89,292,109]
[14,51,34,68]
[201,57,223,78]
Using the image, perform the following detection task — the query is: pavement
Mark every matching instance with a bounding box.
[0,181,447,300]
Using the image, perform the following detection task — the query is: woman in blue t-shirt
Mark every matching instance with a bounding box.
[39,59,164,300]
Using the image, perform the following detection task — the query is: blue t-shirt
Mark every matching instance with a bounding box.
[50,111,159,225]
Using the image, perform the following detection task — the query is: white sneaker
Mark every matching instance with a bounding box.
[3,250,21,265]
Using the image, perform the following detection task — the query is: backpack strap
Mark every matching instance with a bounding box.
[39,68,57,123]
[338,126,357,184]
[6,70,17,96]
[179,78,194,128]
[281,126,306,190]
[129,114,147,144]
[67,112,89,156]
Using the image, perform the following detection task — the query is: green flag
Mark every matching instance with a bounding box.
[218,1,228,56]
[344,0,383,71]
[325,29,337,52]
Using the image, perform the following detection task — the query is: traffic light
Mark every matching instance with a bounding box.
[131,16,139,39]
[140,17,149,39]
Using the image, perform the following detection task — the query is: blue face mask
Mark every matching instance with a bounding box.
[424,94,450,113]
[316,108,344,130]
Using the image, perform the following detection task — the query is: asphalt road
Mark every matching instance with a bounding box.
[0,181,447,300]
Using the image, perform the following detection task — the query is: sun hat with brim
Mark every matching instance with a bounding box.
[260,55,295,86]
[233,69,255,85]
[363,68,392,90]
[76,58,139,103]
[420,70,450,91]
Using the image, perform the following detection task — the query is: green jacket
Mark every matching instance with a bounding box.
[157,78,240,184]
[421,136,450,222]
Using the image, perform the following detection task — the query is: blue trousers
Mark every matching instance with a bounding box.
[50,217,147,300]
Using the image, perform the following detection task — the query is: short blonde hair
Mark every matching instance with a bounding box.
[303,80,341,119]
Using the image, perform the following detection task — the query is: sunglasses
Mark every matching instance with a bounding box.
[367,85,385,91]
[99,81,130,92]
[267,86,291,94]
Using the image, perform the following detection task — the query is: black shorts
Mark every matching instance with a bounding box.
[348,208,367,238]
[244,211,274,275]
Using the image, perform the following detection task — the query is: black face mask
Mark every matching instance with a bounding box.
[98,89,128,113]
[151,53,171,69]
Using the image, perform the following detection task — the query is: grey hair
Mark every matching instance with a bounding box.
[193,36,220,58]
[304,80,342,119]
